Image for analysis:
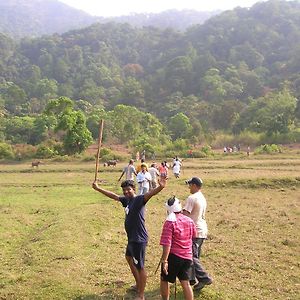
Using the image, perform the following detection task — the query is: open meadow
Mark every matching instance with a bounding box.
[0,153,299,300]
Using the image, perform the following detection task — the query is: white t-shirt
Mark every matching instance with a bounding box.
[136,171,152,189]
[184,191,208,238]
[148,167,159,182]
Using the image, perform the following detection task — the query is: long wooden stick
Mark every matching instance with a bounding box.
[94,119,104,181]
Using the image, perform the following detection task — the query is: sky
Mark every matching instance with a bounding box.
[59,0,267,17]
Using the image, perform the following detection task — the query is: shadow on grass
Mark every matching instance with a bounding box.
[73,287,162,300]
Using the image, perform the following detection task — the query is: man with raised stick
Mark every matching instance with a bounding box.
[92,177,167,300]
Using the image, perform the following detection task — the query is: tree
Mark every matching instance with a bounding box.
[168,112,192,140]
[45,97,92,154]
[235,89,297,135]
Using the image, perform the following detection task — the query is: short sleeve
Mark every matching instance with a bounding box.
[160,221,173,246]
[119,196,127,208]
[183,196,194,213]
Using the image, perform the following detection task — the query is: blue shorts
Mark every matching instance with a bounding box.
[125,242,147,270]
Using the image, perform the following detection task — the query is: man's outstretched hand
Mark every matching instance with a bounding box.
[159,175,167,188]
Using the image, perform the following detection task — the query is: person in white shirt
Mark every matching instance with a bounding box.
[118,159,137,181]
[183,177,213,291]
[148,163,160,189]
[172,158,182,178]
[136,164,152,195]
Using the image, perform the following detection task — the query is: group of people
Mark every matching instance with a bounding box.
[92,161,212,300]
[118,157,183,196]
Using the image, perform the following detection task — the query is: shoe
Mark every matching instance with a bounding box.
[193,278,213,291]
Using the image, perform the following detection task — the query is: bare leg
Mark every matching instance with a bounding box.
[180,280,193,300]
[126,256,139,289]
[136,268,146,299]
[126,256,146,299]
[160,280,170,300]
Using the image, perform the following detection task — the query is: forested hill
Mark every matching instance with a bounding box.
[0,0,219,38]
[0,0,299,144]
[0,0,97,38]
[106,10,221,31]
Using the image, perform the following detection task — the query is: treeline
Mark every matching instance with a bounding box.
[0,0,300,154]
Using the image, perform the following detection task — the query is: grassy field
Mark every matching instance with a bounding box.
[0,154,299,300]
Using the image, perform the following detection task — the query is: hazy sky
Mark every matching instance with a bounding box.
[59,0,267,17]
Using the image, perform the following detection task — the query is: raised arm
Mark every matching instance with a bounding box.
[92,181,119,201]
[144,175,167,203]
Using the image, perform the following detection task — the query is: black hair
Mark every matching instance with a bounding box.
[167,196,176,207]
[121,180,135,189]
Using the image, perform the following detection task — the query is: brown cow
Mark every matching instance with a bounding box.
[32,161,41,168]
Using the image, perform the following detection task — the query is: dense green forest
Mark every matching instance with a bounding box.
[0,0,299,159]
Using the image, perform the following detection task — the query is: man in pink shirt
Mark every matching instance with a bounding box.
[160,197,197,300]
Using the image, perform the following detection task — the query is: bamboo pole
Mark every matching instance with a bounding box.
[94,119,104,181]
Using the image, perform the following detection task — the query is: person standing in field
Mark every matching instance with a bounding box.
[172,158,182,178]
[92,176,167,300]
[118,159,137,181]
[159,161,168,178]
[136,158,148,174]
[136,164,152,195]
[160,196,196,300]
[183,177,213,291]
[148,163,160,189]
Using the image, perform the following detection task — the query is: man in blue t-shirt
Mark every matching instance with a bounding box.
[92,176,167,300]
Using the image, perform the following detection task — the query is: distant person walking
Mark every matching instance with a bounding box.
[148,163,160,189]
[172,158,182,178]
[160,196,196,300]
[183,177,213,291]
[136,159,148,174]
[92,177,167,300]
[118,159,137,181]
[247,146,250,156]
[136,164,152,195]
[159,162,168,178]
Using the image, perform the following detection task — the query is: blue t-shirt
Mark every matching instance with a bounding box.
[119,194,148,243]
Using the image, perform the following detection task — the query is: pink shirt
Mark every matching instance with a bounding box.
[160,213,196,260]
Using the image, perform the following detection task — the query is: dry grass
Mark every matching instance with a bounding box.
[0,154,299,299]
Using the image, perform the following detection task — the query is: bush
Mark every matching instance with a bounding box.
[0,142,15,159]
[260,130,300,144]
[254,144,282,154]
[212,131,261,148]
[13,144,36,159]
[81,155,95,162]
[35,145,56,158]
[100,147,111,156]
[186,150,207,158]
[52,155,72,162]
[201,145,213,155]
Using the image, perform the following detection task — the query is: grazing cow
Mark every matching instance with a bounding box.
[106,160,118,167]
[32,161,41,168]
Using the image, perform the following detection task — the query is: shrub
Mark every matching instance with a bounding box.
[100,148,111,156]
[254,144,282,154]
[0,142,15,159]
[52,155,72,162]
[13,144,36,159]
[201,145,213,155]
[35,145,56,158]
[81,155,95,162]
